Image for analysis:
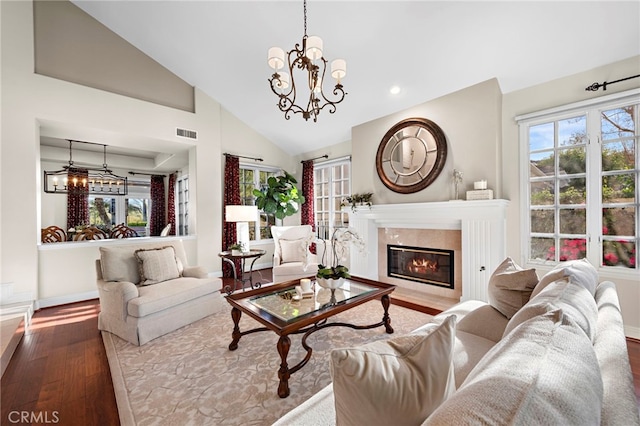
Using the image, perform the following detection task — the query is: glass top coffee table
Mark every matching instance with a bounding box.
[225,276,396,398]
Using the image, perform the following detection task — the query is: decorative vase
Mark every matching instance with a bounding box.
[316,277,345,289]
[231,249,242,256]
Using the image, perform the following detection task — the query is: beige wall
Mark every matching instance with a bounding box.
[34,1,194,112]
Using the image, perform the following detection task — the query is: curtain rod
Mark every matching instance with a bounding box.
[128,171,175,177]
[301,154,329,163]
[585,74,640,92]
[224,153,263,162]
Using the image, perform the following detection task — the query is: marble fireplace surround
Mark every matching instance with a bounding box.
[347,199,509,303]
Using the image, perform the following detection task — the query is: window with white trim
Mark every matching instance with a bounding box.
[314,159,351,240]
[176,174,189,236]
[520,90,639,271]
[240,164,278,241]
[89,181,150,236]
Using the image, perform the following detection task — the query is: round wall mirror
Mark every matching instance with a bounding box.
[375,117,447,194]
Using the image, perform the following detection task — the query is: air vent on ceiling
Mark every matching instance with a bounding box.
[176,127,198,140]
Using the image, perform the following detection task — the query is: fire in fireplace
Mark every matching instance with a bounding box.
[387,245,454,289]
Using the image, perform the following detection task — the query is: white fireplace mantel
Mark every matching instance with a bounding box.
[348,199,510,302]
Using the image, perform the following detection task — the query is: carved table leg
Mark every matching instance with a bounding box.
[381,294,394,334]
[277,335,291,398]
[229,307,242,350]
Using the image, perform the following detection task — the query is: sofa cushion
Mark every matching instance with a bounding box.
[279,238,307,263]
[134,246,181,285]
[449,330,497,388]
[425,310,603,425]
[505,278,598,342]
[331,315,456,426]
[456,305,508,343]
[531,258,598,299]
[488,257,539,319]
[127,277,218,317]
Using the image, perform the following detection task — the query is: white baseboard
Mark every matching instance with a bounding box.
[36,290,99,310]
[624,325,640,340]
[0,282,34,306]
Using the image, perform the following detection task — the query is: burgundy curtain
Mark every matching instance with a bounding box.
[301,160,316,254]
[66,168,89,230]
[150,175,166,236]
[167,173,177,236]
[223,155,241,277]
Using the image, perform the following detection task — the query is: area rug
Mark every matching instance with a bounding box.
[102,299,433,425]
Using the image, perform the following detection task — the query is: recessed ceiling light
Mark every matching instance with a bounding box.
[389,86,401,95]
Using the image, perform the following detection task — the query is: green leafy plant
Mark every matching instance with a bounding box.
[316,228,365,279]
[228,242,244,251]
[342,192,373,212]
[252,171,305,220]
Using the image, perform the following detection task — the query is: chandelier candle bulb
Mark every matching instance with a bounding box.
[331,59,346,82]
[268,47,285,71]
[277,72,290,91]
[305,35,323,60]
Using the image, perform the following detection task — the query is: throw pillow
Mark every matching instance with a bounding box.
[134,246,180,285]
[488,257,539,319]
[530,258,598,299]
[279,238,307,263]
[100,246,141,284]
[331,315,457,426]
[505,278,598,342]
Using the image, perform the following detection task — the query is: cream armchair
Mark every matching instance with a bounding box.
[271,225,320,284]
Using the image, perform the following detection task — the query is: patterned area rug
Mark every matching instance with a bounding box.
[102,298,433,425]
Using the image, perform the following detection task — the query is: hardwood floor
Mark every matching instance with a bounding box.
[2,271,640,425]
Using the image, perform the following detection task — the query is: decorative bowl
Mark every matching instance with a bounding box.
[316,277,345,289]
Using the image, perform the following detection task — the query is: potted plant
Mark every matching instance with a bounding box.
[342,192,373,212]
[228,242,244,256]
[316,228,365,289]
[253,171,306,220]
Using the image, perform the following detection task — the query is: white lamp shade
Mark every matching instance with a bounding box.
[331,59,346,81]
[305,35,323,60]
[276,72,290,90]
[268,47,285,71]
[225,205,258,222]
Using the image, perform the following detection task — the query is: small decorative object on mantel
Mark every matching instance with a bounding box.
[467,180,494,200]
[317,228,365,290]
[342,192,373,212]
[452,169,463,200]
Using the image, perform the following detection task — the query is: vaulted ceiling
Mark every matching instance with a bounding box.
[72,1,640,155]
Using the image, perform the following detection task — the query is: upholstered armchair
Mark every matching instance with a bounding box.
[271,225,320,284]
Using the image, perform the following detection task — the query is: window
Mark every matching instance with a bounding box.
[89,181,150,236]
[314,159,351,240]
[239,164,278,241]
[176,174,189,236]
[520,90,639,271]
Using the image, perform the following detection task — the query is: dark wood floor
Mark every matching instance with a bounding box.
[2,270,640,425]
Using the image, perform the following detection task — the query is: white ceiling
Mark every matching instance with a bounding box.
[72,1,640,156]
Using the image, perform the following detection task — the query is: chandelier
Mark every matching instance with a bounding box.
[43,140,128,196]
[267,0,346,122]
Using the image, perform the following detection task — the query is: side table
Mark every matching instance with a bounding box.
[219,249,266,295]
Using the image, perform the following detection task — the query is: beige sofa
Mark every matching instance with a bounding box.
[96,239,223,345]
[274,259,640,425]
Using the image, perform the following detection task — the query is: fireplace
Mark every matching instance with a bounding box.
[387,245,454,289]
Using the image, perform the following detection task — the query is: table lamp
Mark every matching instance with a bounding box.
[225,205,258,253]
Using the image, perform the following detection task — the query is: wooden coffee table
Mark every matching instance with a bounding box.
[225,276,396,398]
